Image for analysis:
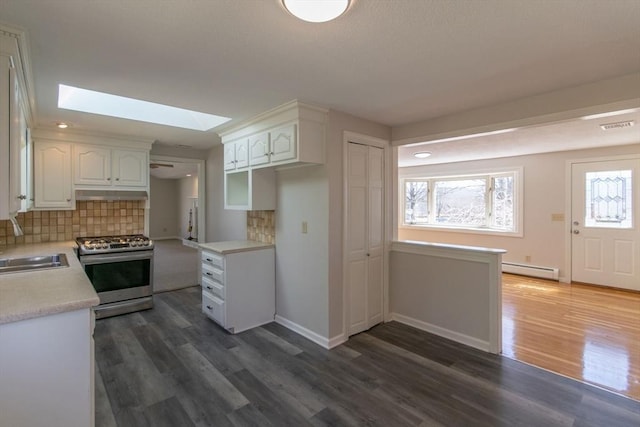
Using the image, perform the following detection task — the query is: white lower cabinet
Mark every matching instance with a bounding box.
[200,246,275,334]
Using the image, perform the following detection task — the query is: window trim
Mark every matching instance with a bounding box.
[400,167,524,237]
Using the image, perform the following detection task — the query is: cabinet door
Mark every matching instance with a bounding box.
[235,140,249,169]
[8,64,23,213]
[270,124,297,164]
[249,131,270,166]
[223,143,237,171]
[113,150,147,187]
[34,142,73,209]
[74,145,111,185]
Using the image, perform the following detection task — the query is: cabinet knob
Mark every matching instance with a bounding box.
[206,305,213,310]
[107,177,111,181]
[206,286,213,290]
[66,199,71,202]
[17,195,27,200]
[206,272,212,276]
[116,178,120,181]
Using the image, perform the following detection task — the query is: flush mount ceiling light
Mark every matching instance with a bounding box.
[282,0,350,23]
[580,108,639,121]
[56,122,69,129]
[413,151,432,159]
[58,84,231,131]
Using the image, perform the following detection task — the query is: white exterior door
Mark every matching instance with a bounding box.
[347,142,384,336]
[571,158,640,291]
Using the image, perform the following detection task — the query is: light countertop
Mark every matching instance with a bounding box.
[0,241,99,325]
[198,240,274,255]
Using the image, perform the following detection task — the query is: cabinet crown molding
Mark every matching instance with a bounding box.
[31,128,154,151]
[219,100,328,143]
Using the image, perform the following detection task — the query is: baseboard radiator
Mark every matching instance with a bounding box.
[502,262,559,281]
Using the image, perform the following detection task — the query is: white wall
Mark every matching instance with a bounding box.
[398,143,640,281]
[205,144,246,242]
[149,176,179,239]
[275,165,329,337]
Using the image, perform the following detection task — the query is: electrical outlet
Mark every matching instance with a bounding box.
[302,221,308,234]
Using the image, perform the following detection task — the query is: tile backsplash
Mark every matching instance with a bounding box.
[0,200,146,247]
[247,210,275,244]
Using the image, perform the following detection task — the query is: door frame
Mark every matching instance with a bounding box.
[149,154,206,243]
[564,153,640,284]
[342,131,392,341]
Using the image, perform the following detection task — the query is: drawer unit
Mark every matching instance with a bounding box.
[202,264,224,284]
[201,251,224,269]
[202,293,225,326]
[198,244,275,334]
[202,276,224,300]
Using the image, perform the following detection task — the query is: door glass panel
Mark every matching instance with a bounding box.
[585,169,632,229]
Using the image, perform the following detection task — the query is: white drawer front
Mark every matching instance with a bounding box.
[201,251,224,269]
[202,277,225,300]
[202,264,224,284]
[202,292,225,326]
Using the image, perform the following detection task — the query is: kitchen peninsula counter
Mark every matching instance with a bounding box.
[198,240,274,255]
[0,241,99,325]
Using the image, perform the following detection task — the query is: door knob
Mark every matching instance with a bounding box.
[573,230,580,234]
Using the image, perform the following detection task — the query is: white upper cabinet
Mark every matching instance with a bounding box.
[248,131,270,166]
[74,144,148,188]
[112,149,148,187]
[224,139,249,171]
[220,101,327,210]
[1,29,34,219]
[33,141,73,209]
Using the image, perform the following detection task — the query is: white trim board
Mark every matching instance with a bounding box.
[389,313,491,353]
[275,315,346,350]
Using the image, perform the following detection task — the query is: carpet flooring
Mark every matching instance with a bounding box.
[153,239,199,293]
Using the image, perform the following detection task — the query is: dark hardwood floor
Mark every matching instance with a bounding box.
[95,286,640,426]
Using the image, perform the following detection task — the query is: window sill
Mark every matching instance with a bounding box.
[400,224,523,238]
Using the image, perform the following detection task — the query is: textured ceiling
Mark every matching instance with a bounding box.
[2,0,639,160]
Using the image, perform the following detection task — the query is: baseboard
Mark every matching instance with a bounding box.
[389,312,490,352]
[274,315,346,349]
[150,236,181,241]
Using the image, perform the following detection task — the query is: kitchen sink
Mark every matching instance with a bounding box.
[0,253,69,274]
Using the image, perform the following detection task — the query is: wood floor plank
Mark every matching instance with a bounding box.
[94,287,640,427]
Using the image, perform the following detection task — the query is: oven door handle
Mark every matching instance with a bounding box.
[80,251,153,265]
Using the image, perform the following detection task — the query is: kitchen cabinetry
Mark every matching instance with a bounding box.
[0,308,96,427]
[1,48,30,218]
[221,100,327,210]
[200,243,275,334]
[224,139,249,171]
[248,125,297,167]
[33,140,73,209]
[74,144,148,188]
[224,167,276,210]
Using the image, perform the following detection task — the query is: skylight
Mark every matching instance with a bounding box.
[57,84,231,131]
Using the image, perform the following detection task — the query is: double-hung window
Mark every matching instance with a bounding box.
[403,169,521,235]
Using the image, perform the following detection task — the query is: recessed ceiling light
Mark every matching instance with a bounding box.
[56,122,69,129]
[58,84,231,131]
[414,151,432,159]
[186,174,192,177]
[282,0,350,23]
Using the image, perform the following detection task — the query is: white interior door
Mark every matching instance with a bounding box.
[571,158,640,291]
[347,142,384,336]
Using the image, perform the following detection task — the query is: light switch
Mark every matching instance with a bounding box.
[302,221,308,234]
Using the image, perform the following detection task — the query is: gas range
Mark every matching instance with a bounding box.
[75,234,154,255]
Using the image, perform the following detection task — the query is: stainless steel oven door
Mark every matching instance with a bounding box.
[80,250,153,305]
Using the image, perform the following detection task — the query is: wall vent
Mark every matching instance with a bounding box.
[600,120,634,131]
[502,262,559,281]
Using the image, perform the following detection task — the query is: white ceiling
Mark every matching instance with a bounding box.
[2,0,640,163]
[149,161,198,179]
